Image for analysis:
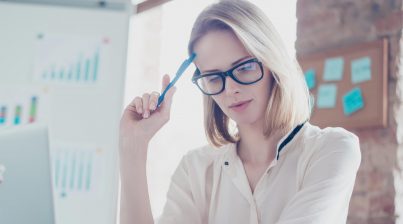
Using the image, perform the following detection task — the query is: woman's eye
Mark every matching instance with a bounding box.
[238,63,255,71]
[208,76,220,83]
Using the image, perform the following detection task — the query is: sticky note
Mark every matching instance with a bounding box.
[304,69,316,90]
[343,87,364,116]
[323,57,344,81]
[351,57,371,84]
[317,84,337,109]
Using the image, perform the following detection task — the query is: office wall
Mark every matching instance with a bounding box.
[296,0,403,223]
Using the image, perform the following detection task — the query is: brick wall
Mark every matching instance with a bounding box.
[295,0,403,223]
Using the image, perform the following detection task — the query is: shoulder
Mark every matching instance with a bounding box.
[303,122,360,152]
[300,123,361,170]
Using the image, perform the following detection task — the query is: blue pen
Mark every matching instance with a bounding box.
[157,53,197,107]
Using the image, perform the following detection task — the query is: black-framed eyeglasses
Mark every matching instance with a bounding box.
[191,58,264,95]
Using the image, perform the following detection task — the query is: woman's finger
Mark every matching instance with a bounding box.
[149,91,160,111]
[161,74,171,93]
[142,93,150,118]
[133,97,143,114]
[159,75,177,113]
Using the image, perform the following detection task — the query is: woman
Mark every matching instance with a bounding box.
[119,0,361,223]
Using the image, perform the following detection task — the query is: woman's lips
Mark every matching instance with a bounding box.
[229,100,252,112]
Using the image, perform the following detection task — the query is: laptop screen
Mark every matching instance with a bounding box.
[0,124,55,224]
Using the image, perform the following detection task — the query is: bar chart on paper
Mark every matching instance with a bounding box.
[40,50,100,83]
[0,96,37,126]
[51,143,105,199]
[0,86,48,129]
[33,33,109,84]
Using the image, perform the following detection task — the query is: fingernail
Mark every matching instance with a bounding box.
[144,112,149,118]
[150,103,156,111]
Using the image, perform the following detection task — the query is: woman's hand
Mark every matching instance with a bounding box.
[119,75,175,224]
[119,74,177,154]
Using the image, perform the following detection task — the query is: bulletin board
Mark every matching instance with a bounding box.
[298,38,388,129]
[0,1,131,224]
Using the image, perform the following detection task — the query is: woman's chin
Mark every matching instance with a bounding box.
[231,114,259,127]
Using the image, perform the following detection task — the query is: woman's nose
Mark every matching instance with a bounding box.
[224,76,241,95]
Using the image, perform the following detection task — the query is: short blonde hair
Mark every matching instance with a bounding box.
[188,0,311,147]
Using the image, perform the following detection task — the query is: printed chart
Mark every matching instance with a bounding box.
[33,33,109,84]
[51,142,105,199]
[0,86,48,129]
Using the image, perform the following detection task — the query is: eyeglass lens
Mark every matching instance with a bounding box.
[196,61,262,95]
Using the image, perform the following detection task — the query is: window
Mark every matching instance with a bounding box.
[249,0,297,57]
[125,0,216,219]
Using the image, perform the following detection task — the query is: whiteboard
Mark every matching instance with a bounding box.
[0,1,131,223]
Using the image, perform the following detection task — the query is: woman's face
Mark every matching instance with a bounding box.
[193,30,273,126]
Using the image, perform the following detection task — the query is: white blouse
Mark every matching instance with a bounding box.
[157,122,361,224]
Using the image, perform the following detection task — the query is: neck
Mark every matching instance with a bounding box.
[236,122,284,165]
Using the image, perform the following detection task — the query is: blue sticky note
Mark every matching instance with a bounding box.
[304,69,316,90]
[351,57,371,84]
[343,87,364,116]
[323,57,344,81]
[317,84,337,109]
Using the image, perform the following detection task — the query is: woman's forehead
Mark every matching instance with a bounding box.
[193,30,250,73]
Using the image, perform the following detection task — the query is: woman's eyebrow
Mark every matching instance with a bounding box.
[202,55,252,73]
[231,55,252,66]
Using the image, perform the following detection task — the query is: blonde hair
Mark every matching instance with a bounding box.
[188,0,311,147]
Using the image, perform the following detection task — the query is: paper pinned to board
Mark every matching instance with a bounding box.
[51,141,106,199]
[317,84,338,109]
[33,33,109,85]
[323,57,344,81]
[351,56,371,84]
[304,69,316,90]
[0,85,49,129]
[343,87,365,116]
